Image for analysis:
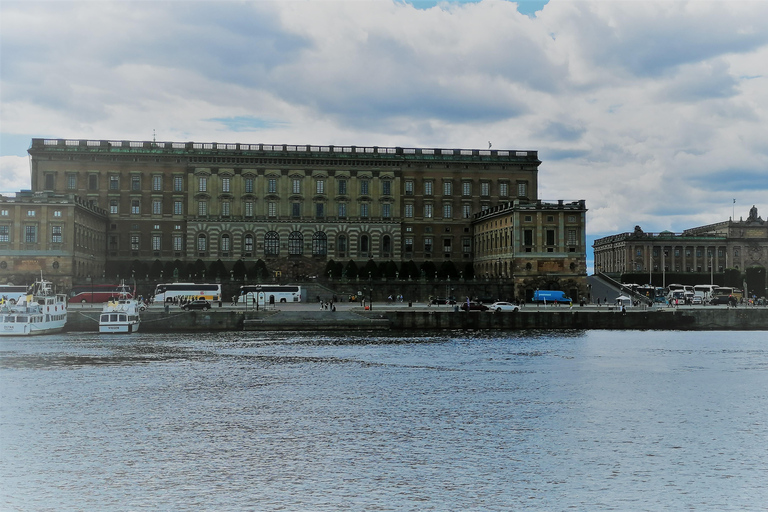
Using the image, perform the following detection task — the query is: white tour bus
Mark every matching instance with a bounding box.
[239,285,302,305]
[153,283,222,303]
[693,284,718,302]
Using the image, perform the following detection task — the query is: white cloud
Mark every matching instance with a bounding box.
[0,156,30,195]
[1,0,767,243]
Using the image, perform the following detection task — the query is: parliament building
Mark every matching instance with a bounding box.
[1,138,587,299]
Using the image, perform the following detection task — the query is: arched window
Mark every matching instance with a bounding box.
[337,235,347,257]
[197,234,207,252]
[382,235,391,256]
[360,234,369,256]
[312,231,328,256]
[265,231,279,256]
[289,231,303,255]
[221,234,231,252]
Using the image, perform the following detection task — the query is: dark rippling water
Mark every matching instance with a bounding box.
[1,330,767,511]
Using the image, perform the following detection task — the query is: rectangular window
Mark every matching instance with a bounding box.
[268,202,277,218]
[153,175,163,191]
[499,182,508,197]
[316,180,325,194]
[517,181,528,197]
[110,200,118,215]
[338,203,347,218]
[481,182,490,196]
[221,235,230,252]
[244,236,253,253]
[25,225,37,243]
[424,237,433,253]
[382,203,391,219]
[131,235,139,251]
[405,180,414,196]
[67,174,77,190]
[360,203,369,218]
[174,176,183,192]
[292,178,301,194]
[244,201,253,218]
[109,175,119,190]
[443,238,452,254]
[44,173,54,190]
[198,200,207,216]
[131,200,140,215]
[268,178,277,194]
[316,203,324,218]
[152,234,161,251]
[443,182,452,196]
[382,180,392,196]
[424,204,433,218]
[462,182,471,196]
[360,180,369,195]
[292,202,301,218]
[173,234,183,252]
[0,225,9,242]
[424,181,433,196]
[463,238,471,254]
[463,205,471,219]
[245,177,254,193]
[27,210,36,217]
[405,204,414,218]
[174,200,183,215]
[88,174,98,190]
[567,229,577,245]
[198,176,207,192]
[222,177,231,193]
[221,201,230,217]
[443,204,452,219]
[546,229,555,245]
[405,237,413,253]
[131,175,141,191]
[152,199,162,215]
[524,229,533,246]
[338,179,347,195]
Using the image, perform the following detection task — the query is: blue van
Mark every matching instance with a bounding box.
[532,290,572,304]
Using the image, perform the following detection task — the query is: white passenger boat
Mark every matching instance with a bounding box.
[0,277,68,336]
[99,284,142,334]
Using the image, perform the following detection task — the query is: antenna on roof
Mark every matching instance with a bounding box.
[488,141,492,149]
[153,129,156,143]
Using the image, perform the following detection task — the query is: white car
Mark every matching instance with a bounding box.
[488,301,520,312]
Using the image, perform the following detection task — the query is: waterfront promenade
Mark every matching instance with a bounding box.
[65,300,768,332]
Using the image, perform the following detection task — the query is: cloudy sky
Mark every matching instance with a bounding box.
[1,0,767,268]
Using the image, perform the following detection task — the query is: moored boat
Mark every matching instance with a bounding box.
[0,277,68,336]
[99,283,142,334]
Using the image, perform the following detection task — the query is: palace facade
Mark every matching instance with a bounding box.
[0,137,587,297]
[593,206,768,294]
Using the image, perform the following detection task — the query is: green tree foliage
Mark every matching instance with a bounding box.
[746,266,766,298]
[344,260,358,280]
[362,259,379,280]
[401,260,419,280]
[231,259,247,280]
[150,259,164,279]
[438,260,458,280]
[420,261,437,280]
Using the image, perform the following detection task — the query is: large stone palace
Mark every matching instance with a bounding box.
[593,206,768,295]
[0,138,587,299]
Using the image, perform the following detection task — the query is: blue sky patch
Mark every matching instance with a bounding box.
[208,116,287,132]
[405,0,548,16]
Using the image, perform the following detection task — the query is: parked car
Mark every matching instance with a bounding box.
[709,295,732,305]
[182,299,211,311]
[430,297,456,305]
[488,301,520,313]
[460,302,489,311]
[691,296,703,305]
